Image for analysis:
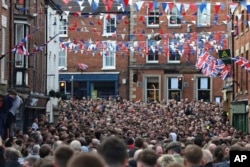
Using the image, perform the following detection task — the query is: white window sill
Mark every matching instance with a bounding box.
[58,67,67,71]
[146,24,159,28]
[167,24,181,28]
[59,34,68,38]
[102,33,116,37]
[146,61,159,63]
[168,61,180,64]
[102,67,116,70]
[196,24,211,28]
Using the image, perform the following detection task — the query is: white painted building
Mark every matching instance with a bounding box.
[46,3,67,94]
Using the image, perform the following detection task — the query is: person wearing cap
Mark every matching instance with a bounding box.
[165,142,183,165]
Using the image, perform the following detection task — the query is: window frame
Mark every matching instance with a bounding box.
[14,21,29,68]
[197,77,211,102]
[146,39,159,63]
[145,76,160,102]
[197,3,211,27]
[59,17,68,37]
[102,14,117,37]
[168,6,181,27]
[146,7,160,28]
[1,27,6,83]
[168,38,181,63]
[58,49,67,70]
[167,77,182,101]
[102,40,116,70]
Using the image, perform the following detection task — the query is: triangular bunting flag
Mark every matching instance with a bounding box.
[161,2,168,13]
[135,1,144,12]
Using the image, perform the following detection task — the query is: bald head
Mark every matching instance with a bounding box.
[207,143,216,155]
[202,149,213,164]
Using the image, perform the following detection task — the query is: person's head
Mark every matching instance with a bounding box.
[8,89,17,98]
[39,144,52,158]
[167,162,184,167]
[157,154,177,167]
[137,148,158,167]
[213,146,224,163]
[154,144,164,156]
[4,147,19,162]
[135,137,144,148]
[202,149,213,166]
[230,143,245,151]
[165,142,182,155]
[193,135,204,147]
[23,157,38,167]
[207,143,216,155]
[34,156,54,167]
[98,136,128,167]
[54,145,74,167]
[183,144,203,167]
[52,140,63,151]
[70,140,82,152]
[67,153,106,167]
[32,144,40,155]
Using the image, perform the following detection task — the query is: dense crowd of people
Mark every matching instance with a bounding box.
[0,95,250,167]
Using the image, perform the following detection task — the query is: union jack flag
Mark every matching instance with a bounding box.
[195,51,209,69]
[219,65,231,80]
[232,56,245,67]
[242,58,250,71]
[12,42,29,55]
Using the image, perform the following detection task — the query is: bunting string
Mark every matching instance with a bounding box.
[54,0,247,14]
[29,32,62,56]
[0,26,41,60]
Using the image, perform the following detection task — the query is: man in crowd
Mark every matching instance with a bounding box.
[98,136,128,167]
[5,90,23,139]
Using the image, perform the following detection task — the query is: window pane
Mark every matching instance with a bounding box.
[169,7,181,24]
[169,90,180,101]
[59,50,66,66]
[198,90,210,101]
[16,71,22,85]
[103,41,116,68]
[15,24,24,67]
[146,77,159,102]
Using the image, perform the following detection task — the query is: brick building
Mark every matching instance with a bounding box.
[128,0,227,102]
[58,0,130,99]
[0,0,63,131]
[0,0,10,92]
[228,0,250,133]
[57,0,232,102]
[0,0,48,94]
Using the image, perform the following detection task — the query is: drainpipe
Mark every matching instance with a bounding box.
[231,10,235,101]
[44,4,48,94]
[9,0,14,88]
